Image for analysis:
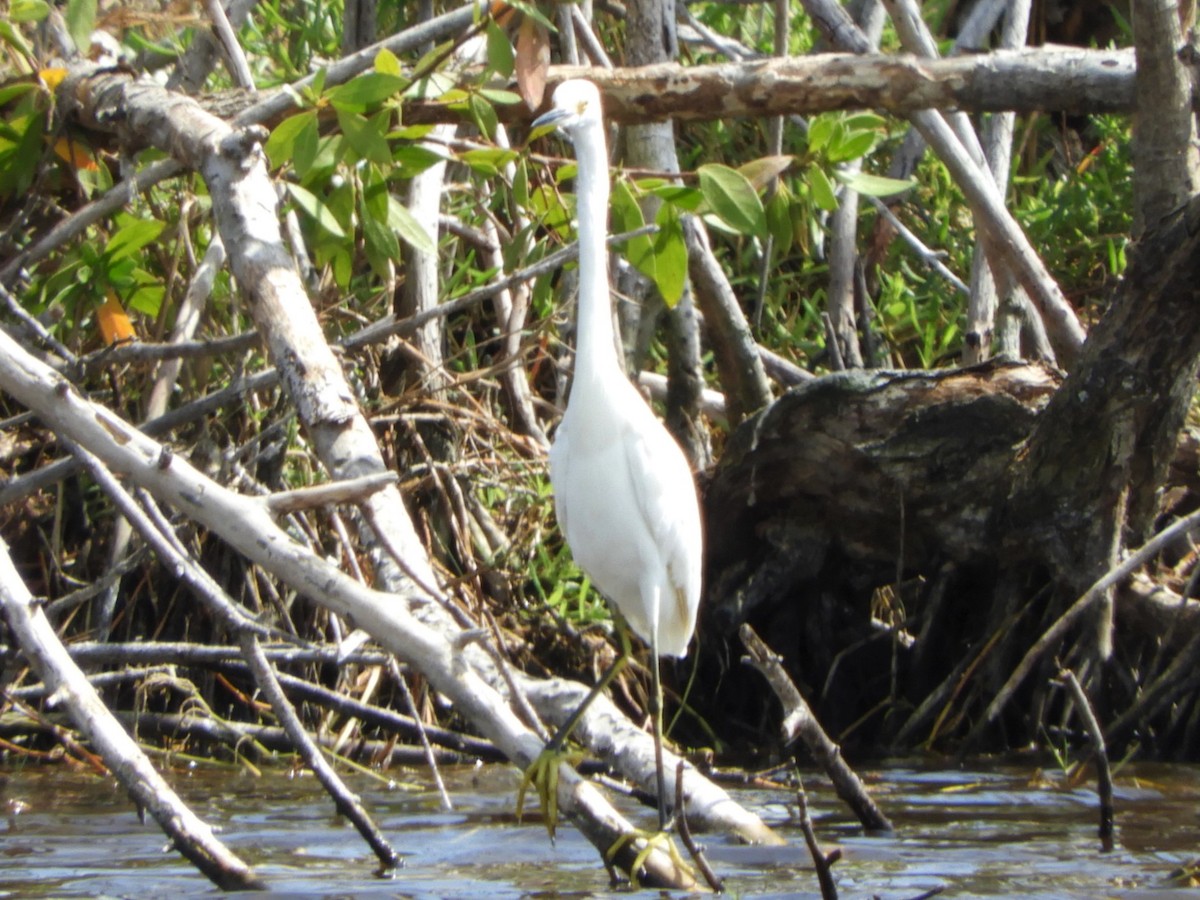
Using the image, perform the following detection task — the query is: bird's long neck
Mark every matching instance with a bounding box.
[571,124,620,383]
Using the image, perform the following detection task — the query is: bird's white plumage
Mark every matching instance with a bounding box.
[537,79,703,660]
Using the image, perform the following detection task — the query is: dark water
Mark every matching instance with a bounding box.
[3,759,1199,897]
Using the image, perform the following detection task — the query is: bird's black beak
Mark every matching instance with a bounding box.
[531,107,569,133]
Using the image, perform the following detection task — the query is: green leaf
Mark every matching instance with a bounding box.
[808,164,838,211]
[611,178,653,283]
[647,184,703,211]
[337,108,391,166]
[0,112,42,198]
[834,170,914,198]
[374,48,402,76]
[10,0,50,22]
[105,219,166,264]
[361,197,401,274]
[127,283,165,317]
[65,0,96,54]
[513,158,530,207]
[486,18,515,78]
[844,112,887,132]
[328,72,406,113]
[765,188,793,257]
[460,147,518,176]
[652,203,687,306]
[0,21,34,58]
[697,163,766,239]
[392,143,448,177]
[479,87,522,106]
[469,93,498,141]
[285,183,346,237]
[828,129,877,163]
[807,115,836,154]
[388,195,436,255]
[264,111,317,169]
[292,114,320,177]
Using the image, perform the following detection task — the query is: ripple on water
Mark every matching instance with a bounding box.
[3,760,1200,897]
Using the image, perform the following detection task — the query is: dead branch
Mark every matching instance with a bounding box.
[0,538,265,890]
[740,624,892,832]
[1058,666,1115,852]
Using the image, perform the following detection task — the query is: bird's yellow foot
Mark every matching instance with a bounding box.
[517,743,586,841]
[606,826,695,889]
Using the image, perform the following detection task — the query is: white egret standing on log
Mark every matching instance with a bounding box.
[526,79,703,837]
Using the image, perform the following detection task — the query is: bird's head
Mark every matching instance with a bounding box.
[531,79,603,140]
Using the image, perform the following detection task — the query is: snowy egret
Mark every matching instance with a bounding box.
[529,79,703,835]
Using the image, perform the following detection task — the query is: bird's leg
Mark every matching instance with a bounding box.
[547,619,632,754]
[603,626,699,888]
[518,619,633,840]
[650,630,669,833]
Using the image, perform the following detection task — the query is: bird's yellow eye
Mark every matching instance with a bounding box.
[576,101,588,115]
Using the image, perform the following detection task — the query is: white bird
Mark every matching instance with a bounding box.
[531,79,703,832]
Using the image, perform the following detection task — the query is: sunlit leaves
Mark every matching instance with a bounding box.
[610,179,688,306]
[387,194,436,256]
[284,183,346,238]
[10,0,50,22]
[486,18,515,79]
[834,170,914,198]
[65,0,95,54]
[697,163,767,239]
[326,73,406,114]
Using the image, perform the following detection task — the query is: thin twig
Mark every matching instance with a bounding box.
[674,760,725,892]
[240,632,400,869]
[741,624,893,831]
[390,657,453,810]
[1058,666,1115,852]
[981,506,1200,731]
[794,771,839,900]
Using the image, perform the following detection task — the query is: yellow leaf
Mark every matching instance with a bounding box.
[53,136,99,171]
[39,67,67,91]
[97,290,136,345]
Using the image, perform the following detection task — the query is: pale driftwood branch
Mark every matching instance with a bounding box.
[740,624,893,833]
[638,370,727,426]
[202,0,256,90]
[0,537,265,891]
[518,671,786,845]
[0,325,701,889]
[64,640,390,667]
[168,0,258,92]
[541,46,1135,123]
[262,472,399,514]
[107,711,485,766]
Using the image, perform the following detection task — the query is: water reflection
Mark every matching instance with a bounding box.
[2,760,1199,897]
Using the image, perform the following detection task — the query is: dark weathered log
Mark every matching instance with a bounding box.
[697,196,1200,756]
[704,360,1059,631]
